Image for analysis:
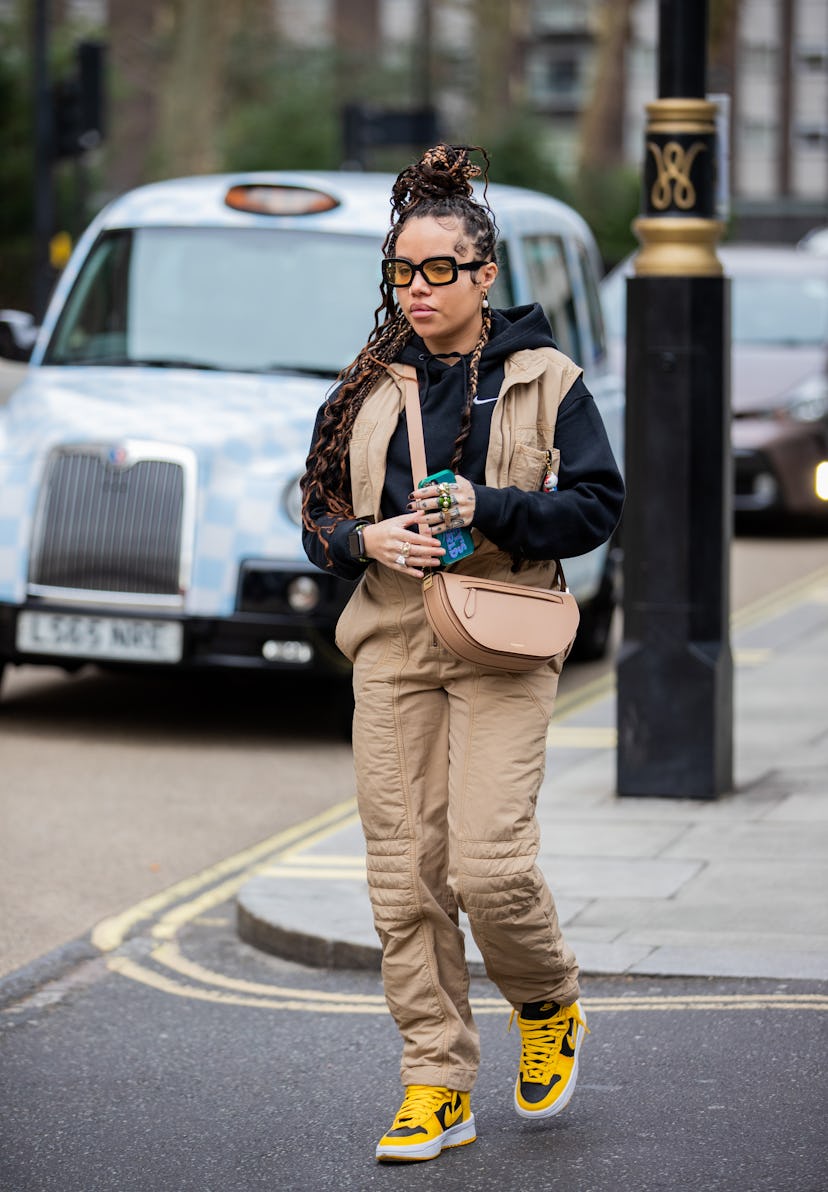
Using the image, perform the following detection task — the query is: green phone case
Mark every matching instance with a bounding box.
[418,470,475,565]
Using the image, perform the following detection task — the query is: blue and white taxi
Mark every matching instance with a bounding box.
[0,172,622,694]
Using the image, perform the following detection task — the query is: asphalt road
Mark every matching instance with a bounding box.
[1,908,826,1192]
[1,530,827,978]
[1,528,827,1191]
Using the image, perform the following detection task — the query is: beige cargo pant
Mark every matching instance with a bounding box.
[338,563,580,1092]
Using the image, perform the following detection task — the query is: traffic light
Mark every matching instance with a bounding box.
[52,41,105,160]
[53,76,83,158]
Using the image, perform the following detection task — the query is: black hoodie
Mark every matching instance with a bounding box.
[302,303,624,578]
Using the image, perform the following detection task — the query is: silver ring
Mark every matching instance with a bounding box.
[448,512,464,529]
[394,553,407,567]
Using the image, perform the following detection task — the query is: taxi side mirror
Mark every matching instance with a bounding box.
[0,310,38,362]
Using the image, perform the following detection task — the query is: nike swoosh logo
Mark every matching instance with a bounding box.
[472,394,498,405]
[437,1096,464,1129]
[561,1027,578,1056]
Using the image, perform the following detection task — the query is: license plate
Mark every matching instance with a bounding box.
[16,611,184,664]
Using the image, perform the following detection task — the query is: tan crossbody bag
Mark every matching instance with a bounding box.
[400,364,580,672]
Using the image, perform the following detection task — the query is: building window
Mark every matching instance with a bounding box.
[528,47,588,109]
[796,123,828,149]
[740,43,779,73]
[797,44,828,71]
[741,119,777,150]
[532,1,590,34]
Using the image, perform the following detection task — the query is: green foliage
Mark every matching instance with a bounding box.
[0,2,106,309]
[483,112,639,272]
[571,166,640,271]
[0,5,35,308]
[219,28,418,174]
[484,113,575,205]
[220,49,341,172]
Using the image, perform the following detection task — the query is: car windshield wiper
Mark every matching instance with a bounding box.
[261,363,340,379]
[54,356,341,377]
[61,356,226,370]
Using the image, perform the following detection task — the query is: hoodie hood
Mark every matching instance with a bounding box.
[398,303,557,372]
[481,303,558,362]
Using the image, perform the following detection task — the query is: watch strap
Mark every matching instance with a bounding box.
[348,518,373,562]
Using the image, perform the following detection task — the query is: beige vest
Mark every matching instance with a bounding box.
[346,346,581,584]
[336,348,582,659]
[350,347,580,510]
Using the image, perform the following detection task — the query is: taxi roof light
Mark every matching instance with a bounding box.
[225,184,339,216]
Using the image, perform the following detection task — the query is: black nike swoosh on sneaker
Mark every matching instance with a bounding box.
[435,1094,463,1130]
[560,1019,578,1058]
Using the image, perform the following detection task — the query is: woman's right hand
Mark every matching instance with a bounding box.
[362,512,445,578]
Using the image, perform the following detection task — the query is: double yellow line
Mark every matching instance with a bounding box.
[93,562,828,1016]
[92,797,360,954]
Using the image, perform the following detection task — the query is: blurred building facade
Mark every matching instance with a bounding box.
[281,0,827,237]
[622,0,827,236]
[19,0,828,238]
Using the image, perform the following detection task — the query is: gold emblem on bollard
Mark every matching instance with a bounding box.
[647,141,707,210]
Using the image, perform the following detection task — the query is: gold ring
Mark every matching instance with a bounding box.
[400,541,411,556]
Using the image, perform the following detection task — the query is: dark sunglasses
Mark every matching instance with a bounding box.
[382,256,488,288]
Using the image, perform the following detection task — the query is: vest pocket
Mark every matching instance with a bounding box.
[511,442,559,491]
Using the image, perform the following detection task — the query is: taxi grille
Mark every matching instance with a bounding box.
[29,448,185,596]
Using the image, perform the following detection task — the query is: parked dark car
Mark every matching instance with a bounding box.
[601,244,828,520]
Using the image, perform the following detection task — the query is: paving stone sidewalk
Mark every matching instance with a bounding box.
[237,570,828,981]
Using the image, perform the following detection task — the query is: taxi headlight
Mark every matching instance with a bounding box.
[286,576,320,612]
[283,475,303,526]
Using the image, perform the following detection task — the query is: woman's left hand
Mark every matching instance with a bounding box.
[408,473,476,533]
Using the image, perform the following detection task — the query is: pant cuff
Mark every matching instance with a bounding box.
[399,1064,478,1093]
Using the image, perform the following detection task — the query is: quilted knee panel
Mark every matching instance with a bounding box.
[453,835,544,922]
[363,836,420,932]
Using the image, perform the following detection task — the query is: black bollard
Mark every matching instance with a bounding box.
[616,0,733,799]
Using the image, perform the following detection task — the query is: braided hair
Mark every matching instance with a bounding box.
[301,144,498,562]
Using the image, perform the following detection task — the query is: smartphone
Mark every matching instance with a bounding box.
[418,469,475,565]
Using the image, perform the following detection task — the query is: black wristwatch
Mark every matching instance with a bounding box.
[347,518,374,562]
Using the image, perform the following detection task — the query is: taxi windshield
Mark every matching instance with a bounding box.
[43,226,384,375]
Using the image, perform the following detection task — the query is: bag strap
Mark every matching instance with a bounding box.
[395,363,428,487]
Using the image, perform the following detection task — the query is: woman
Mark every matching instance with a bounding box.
[302,144,624,1163]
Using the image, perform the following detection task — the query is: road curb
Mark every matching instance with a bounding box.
[236,896,382,972]
[0,936,101,1012]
